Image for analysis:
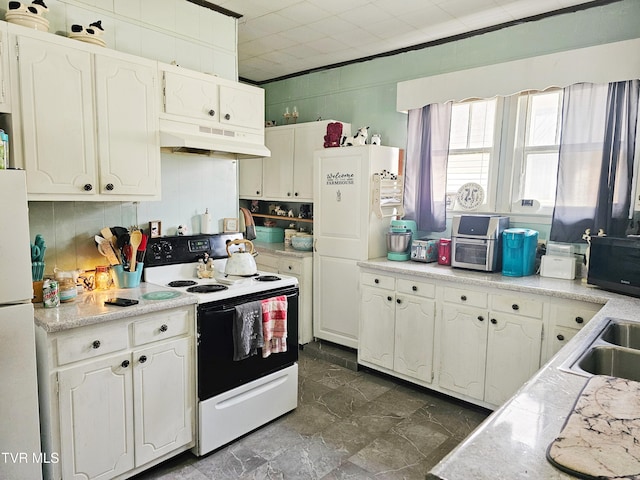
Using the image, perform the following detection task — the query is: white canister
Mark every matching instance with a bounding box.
[201,208,212,234]
[284,229,297,246]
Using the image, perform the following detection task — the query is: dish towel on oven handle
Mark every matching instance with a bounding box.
[261,295,288,358]
[233,300,264,361]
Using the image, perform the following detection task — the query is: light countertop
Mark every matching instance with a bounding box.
[34,282,197,333]
[252,241,313,258]
[357,258,640,480]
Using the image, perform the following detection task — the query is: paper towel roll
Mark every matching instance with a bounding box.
[201,209,212,234]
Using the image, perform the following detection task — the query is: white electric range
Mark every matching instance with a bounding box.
[143,233,299,455]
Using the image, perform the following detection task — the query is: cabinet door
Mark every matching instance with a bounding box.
[16,35,97,195]
[359,285,395,369]
[238,157,263,197]
[395,295,435,383]
[262,128,294,199]
[163,70,219,122]
[292,123,326,201]
[133,337,193,466]
[219,83,264,131]
[0,24,10,112]
[484,313,542,406]
[58,353,134,480]
[95,55,160,196]
[438,304,488,401]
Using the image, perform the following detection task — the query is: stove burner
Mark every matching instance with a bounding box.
[186,284,229,293]
[255,275,281,282]
[168,280,197,287]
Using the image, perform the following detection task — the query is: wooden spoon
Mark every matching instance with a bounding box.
[129,230,143,272]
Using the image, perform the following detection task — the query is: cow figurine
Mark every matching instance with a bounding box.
[8,0,48,15]
[341,126,369,146]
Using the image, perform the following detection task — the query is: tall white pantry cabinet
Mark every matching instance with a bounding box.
[313,145,400,348]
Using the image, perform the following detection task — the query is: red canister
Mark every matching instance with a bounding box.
[438,238,451,265]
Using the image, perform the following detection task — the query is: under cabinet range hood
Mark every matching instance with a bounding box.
[159,119,271,157]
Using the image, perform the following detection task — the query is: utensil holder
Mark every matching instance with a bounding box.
[112,263,143,288]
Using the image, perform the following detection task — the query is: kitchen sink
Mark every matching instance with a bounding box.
[559,318,640,381]
[600,321,640,350]
[575,346,640,382]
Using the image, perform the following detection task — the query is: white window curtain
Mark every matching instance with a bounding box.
[550,80,640,242]
[404,103,452,232]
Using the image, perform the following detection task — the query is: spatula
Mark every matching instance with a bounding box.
[129,230,143,272]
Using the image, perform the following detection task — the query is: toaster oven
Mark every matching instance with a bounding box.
[451,215,509,272]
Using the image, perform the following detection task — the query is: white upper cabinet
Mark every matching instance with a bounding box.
[0,22,11,112]
[219,83,264,131]
[163,69,220,122]
[8,25,160,201]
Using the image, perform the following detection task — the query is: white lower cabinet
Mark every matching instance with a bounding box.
[255,250,313,344]
[359,272,435,384]
[357,268,602,409]
[438,286,543,405]
[37,306,195,480]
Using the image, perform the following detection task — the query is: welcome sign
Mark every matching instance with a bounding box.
[325,171,355,186]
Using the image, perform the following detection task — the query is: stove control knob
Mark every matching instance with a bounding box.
[151,243,162,255]
[162,243,173,254]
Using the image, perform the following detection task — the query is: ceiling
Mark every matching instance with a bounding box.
[212,0,602,84]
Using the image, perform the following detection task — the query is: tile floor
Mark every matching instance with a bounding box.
[134,343,490,479]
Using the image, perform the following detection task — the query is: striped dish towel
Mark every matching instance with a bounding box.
[261,295,288,358]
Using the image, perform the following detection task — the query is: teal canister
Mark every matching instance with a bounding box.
[502,228,538,277]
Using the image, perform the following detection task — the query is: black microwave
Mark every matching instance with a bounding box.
[587,236,640,297]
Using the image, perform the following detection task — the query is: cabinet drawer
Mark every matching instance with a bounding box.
[443,286,487,308]
[278,258,302,275]
[550,302,600,330]
[56,323,128,366]
[361,272,395,290]
[396,278,435,298]
[256,253,279,271]
[491,293,543,318]
[132,308,191,346]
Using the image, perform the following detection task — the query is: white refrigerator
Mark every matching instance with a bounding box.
[0,170,43,480]
[313,145,400,348]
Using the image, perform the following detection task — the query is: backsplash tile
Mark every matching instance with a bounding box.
[28,154,238,275]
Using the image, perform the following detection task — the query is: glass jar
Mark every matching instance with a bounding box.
[95,266,112,290]
[59,278,77,302]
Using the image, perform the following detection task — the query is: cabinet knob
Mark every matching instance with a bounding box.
[159,324,168,332]
[256,191,260,195]
[224,113,231,120]
[83,184,93,191]
[288,265,292,270]
[557,334,565,341]
[460,295,467,301]
[92,340,101,349]
[374,278,380,284]
[121,360,130,368]
[294,192,299,197]
[490,318,497,324]
[477,316,484,322]
[208,109,215,116]
[575,316,584,324]
[139,355,147,364]
[387,296,392,302]
[287,192,291,196]
[105,183,114,191]
[511,304,519,311]
[396,298,401,304]
[412,285,417,291]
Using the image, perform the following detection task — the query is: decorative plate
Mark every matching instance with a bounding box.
[140,291,182,300]
[456,182,484,210]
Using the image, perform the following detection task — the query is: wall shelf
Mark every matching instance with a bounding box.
[252,213,313,224]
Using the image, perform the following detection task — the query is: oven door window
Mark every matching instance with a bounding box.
[455,242,488,266]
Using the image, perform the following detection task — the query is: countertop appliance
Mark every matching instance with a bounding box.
[0,170,43,480]
[144,233,299,455]
[502,228,538,277]
[451,215,509,272]
[388,219,417,261]
[313,145,401,348]
[587,235,640,297]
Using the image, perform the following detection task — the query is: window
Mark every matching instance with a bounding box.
[512,89,563,210]
[446,98,499,210]
[445,89,563,215]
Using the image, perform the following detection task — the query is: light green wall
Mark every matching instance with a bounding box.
[263,0,640,151]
